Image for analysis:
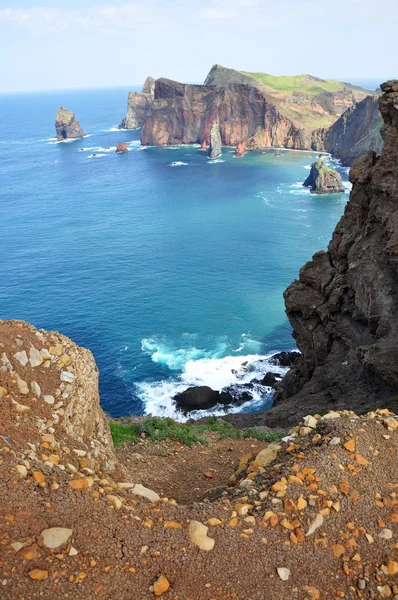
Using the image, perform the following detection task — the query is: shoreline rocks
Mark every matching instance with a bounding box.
[115,142,128,153]
[303,159,344,194]
[235,140,247,157]
[55,107,84,141]
[209,120,222,159]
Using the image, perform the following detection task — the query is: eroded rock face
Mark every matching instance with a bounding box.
[235,140,247,157]
[115,142,128,153]
[141,78,311,150]
[303,159,344,194]
[55,107,84,141]
[0,319,114,465]
[313,95,383,165]
[270,81,398,426]
[119,77,155,129]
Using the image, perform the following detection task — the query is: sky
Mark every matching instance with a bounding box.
[0,0,397,93]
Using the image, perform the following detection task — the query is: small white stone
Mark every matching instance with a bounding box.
[277,567,290,581]
[319,411,341,421]
[329,437,341,446]
[306,513,324,536]
[60,371,75,383]
[131,483,160,503]
[303,415,317,429]
[29,346,43,368]
[44,395,55,405]
[16,374,29,395]
[11,399,30,414]
[40,349,52,360]
[10,542,25,552]
[68,546,78,556]
[41,527,72,549]
[379,528,393,540]
[31,381,41,397]
[15,464,28,478]
[14,351,28,367]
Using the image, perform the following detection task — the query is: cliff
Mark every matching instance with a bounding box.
[55,107,84,141]
[140,78,310,149]
[1,317,398,598]
[303,159,344,194]
[312,95,383,165]
[119,76,155,129]
[265,81,398,426]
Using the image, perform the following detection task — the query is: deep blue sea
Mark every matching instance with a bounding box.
[0,86,358,419]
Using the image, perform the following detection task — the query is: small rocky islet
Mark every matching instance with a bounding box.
[55,107,84,141]
[303,159,344,194]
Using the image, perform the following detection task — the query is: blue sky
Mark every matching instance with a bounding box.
[0,0,396,92]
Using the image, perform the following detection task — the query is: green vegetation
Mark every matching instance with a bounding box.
[110,416,284,447]
[239,71,346,95]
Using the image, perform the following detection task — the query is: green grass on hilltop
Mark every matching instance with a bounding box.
[238,71,346,95]
[110,416,284,447]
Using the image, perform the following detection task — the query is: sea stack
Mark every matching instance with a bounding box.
[119,76,156,130]
[208,120,222,159]
[303,159,344,194]
[115,142,129,153]
[55,107,84,141]
[235,140,247,157]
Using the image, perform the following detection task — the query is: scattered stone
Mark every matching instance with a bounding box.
[28,569,48,581]
[303,415,317,429]
[153,575,170,596]
[14,351,28,366]
[41,527,73,549]
[188,521,215,551]
[44,395,55,405]
[15,375,29,395]
[306,514,324,536]
[30,381,41,397]
[15,464,28,478]
[131,484,160,503]
[379,528,393,540]
[277,567,290,581]
[11,399,30,414]
[329,437,341,446]
[107,495,122,509]
[60,371,75,383]
[29,346,43,367]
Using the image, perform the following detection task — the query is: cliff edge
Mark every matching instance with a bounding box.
[268,81,398,426]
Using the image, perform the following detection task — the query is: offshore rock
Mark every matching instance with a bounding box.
[209,120,222,159]
[174,386,234,413]
[55,107,84,141]
[115,142,128,153]
[235,140,247,157]
[303,159,344,194]
[267,81,398,426]
[119,76,155,129]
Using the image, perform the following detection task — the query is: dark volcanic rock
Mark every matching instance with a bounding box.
[115,142,128,153]
[263,80,398,427]
[269,351,301,367]
[174,386,234,413]
[119,76,155,129]
[303,159,344,194]
[209,120,222,159]
[260,372,282,387]
[312,95,383,166]
[55,107,84,141]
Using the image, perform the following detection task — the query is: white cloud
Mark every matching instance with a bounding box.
[0,4,158,33]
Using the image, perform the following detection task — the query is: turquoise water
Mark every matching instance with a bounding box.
[0,88,350,418]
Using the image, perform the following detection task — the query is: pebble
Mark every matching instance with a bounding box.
[29,346,43,367]
[60,371,75,383]
[277,567,290,581]
[107,495,122,509]
[303,415,317,429]
[44,395,55,405]
[11,399,30,414]
[153,575,170,596]
[131,483,160,503]
[188,521,215,551]
[306,513,324,536]
[41,527,73,549]
[28,569,48,581]
[15,375,29,395]
[15,464,28,478]
[357,579,366,590]
[329,437,341,446]
[379,528,393,540]
[14,351,28,366]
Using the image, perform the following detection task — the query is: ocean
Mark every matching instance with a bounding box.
[0,86,355,419]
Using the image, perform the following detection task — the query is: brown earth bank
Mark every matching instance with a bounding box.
[1,319,398,600]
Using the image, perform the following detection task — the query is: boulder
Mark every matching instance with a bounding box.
[235,140,247,157]
[260,372,282,387]
[208,120,222,159]
[116,142,129,153]
[303,159,344,194]
[174,386,233,413]
[269,351,301,367]
[55,107,84,141]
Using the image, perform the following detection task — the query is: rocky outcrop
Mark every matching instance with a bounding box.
[235,140,247,157]
[264,81,398,426]
[55,107,84,141]
[0,319,114,464]
[119,76,155,129]
[115,142,128,153]
[209,120,222,158]
[313,95,383,165]
[303,159,344,194]
[174,386,233,413]
[141,78,309,149]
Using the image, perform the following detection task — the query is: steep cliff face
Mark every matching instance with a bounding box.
[312,95,383,165]
[268,81,398,426]
[55,107,84,140]
[119,76,155,129]
[140,78,309,149]
[0,319,114,465]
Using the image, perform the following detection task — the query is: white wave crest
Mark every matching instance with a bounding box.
[170,161,188,167]
[88,153,105,158]
[208,159,225,164]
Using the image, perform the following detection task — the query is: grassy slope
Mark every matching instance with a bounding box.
[110,416,284,447]
[239,71,346,95]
